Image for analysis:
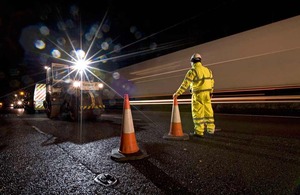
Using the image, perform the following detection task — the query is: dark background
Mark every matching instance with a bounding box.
[1,0,300,98]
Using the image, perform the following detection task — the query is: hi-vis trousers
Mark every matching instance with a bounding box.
[191,91,215,135]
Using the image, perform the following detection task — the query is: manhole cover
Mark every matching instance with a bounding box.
[94,173,118,186]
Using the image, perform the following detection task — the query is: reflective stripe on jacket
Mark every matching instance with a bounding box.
[175,62,214,95]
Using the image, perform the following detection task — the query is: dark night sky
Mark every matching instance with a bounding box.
[1,0,300,97]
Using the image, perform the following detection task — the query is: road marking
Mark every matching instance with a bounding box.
[216,113,300,119]
[2,117,49,121]
[32,125,49,136]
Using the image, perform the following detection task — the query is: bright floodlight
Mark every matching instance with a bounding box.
[74,59,88,71]
[73,49,90,71]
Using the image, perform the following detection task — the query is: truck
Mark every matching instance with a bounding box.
[43,62,105,121]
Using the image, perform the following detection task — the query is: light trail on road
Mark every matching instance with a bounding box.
[129,95,300,105]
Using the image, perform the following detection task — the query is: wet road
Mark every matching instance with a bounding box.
[0,107,300,194]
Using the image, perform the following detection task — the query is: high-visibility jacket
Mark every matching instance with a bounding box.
[175,62,214,96]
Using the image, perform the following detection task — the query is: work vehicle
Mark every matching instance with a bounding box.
[43,62,105,121]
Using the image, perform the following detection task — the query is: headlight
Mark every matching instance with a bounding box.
[73,81,81,88]
[98,83,104,89]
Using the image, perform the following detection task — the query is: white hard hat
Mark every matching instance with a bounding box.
[190,53,202,63]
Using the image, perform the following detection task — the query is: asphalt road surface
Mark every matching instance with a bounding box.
[0,107,300,194]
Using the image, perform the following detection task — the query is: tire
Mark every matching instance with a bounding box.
[44,93,52,118]
[69,96,79,121]
[44,100,51,118]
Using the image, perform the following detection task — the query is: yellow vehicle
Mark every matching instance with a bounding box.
[43,62,105,121]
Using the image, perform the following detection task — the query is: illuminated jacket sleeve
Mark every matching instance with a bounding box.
[210,70,214,93]
[174,68,196,96]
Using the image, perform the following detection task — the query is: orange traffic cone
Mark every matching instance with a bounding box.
[163,98,189,140]
[110,94,148,162]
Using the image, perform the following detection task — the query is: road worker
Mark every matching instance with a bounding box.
[173,53,215,137]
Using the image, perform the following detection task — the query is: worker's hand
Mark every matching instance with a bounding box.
[173,93,178,99]
[210,93,213,98]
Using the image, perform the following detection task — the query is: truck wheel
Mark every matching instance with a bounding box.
[44,100,51,118]
[69,96,79,121]
[44,93,52,118]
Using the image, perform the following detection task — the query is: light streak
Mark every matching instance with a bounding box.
[128,46,300,82]
[129,95,300,105]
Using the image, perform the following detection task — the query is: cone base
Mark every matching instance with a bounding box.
[163,133,189,140]
[110,148,149,162]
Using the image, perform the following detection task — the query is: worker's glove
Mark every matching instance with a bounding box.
[210,93,213,98]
